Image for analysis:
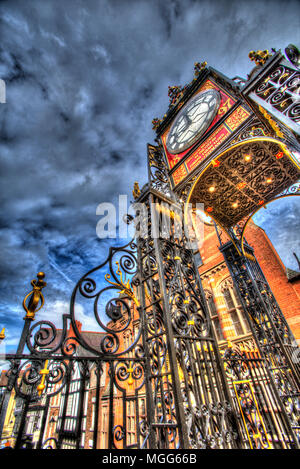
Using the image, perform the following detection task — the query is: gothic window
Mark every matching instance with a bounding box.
[127,400,136,446]
[123,331,133,357]
[90,400,95,431]
[100,406,108,448]
[205,290,225,341]
[220,279,250,337]
[66,394,74,415]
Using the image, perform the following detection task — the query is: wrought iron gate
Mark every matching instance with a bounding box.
[0,143,299,450]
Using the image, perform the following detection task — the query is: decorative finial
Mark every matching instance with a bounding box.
[23,272,47,320]
[248,49,271,66]
[0,328,5,340]
[194,61,207,77]
[152,117,162,130]
[37,360,49,396]
[167,85,187,107]
[132,181,141,200]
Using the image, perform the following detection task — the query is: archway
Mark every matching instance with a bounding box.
[184,137,300,241]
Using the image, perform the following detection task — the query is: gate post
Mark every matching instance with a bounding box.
[133,144,242,448]
[0,273,46,441]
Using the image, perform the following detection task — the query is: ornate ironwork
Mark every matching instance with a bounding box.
[218,238,300,446]
[134,144,242,449]
[188,138,299,228]
[222,340,295,449]
[246,57,300,136]
[248,50,272,67]
[148,143,176,199]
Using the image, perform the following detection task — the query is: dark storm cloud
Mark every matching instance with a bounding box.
[0,0,299,349]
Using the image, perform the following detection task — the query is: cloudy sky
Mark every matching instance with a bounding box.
[0,0,299,352]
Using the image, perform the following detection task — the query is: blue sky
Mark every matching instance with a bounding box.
[0,0,299,353]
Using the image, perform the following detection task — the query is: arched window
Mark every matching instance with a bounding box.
[127,400,136,446]
[205,290,224,341]
[220,278,250,337]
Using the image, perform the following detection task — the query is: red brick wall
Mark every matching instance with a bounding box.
[197,219,300,342]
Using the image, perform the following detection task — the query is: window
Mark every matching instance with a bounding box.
[223,289,235,310]
[127,401,136,446]
[205,290,225,342]
[207,294,217,315]
[140,399,146,417]
[212,317,225,341]
[221,279,250,337]
[66,394,74,416]
[100,407,108,448]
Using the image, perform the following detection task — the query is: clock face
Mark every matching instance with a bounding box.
[166,89,221,154]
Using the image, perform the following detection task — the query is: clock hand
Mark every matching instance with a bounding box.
[185,114,192,126]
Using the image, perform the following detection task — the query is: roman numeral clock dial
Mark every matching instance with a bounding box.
[166,89,221,154]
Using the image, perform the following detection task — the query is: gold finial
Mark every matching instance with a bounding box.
[0,328,5,340]
[37,360,49,396]
[132,181,141,200]
[23,272,47,321]
[127,362,134,387]
[105,262,140,307]
[194,61,207,77]
[152,117,162,130]
[248,50,271,66]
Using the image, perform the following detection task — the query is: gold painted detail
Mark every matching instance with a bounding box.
[249,50,271,66]
[127,362,134,386]
[194,61,207,77]
[37,360,49,396]
[258,106,285,139]
[152,117,162,130]
[23,272,47,321]
[245,252,255,262]
[0,328,5,340]
[105,262,140,307]
[155,203,182,222]
[132,181,141,200]
[233,379,271,449]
